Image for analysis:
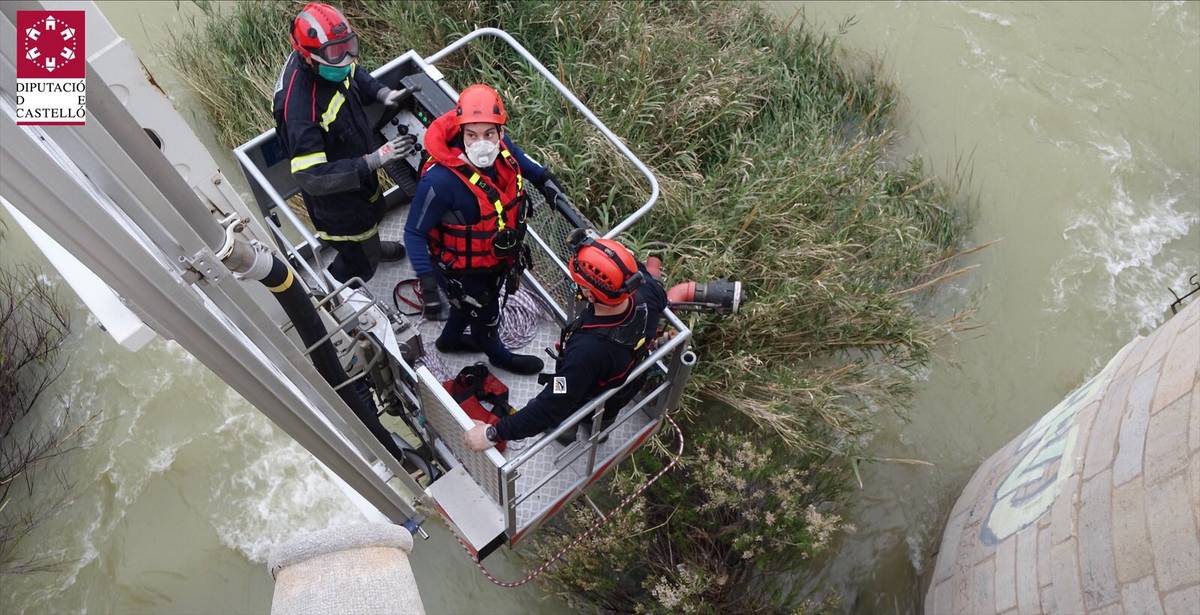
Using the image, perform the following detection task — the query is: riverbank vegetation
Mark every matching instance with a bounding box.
[0,229,90,575]
[170,1,971,611]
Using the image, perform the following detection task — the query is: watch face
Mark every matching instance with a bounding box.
[485,425,497,442]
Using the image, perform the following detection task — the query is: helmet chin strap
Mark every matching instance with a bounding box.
[592,296,631,315]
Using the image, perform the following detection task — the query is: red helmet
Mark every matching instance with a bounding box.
[290,3,359,66]
[454,84,508,126]
[569,236,643,305]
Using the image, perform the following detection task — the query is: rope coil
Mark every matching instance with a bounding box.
[419,286,547,382]
[496,287,545,350]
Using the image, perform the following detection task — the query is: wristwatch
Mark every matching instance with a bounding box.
[485,425,498,443]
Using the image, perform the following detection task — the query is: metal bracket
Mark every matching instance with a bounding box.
[179,248,224,285]
[402,516,431,540]
[423,63,444,82]
[213,213,244,261]
[180,214,245,285]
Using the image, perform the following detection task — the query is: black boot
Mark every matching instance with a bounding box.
[380,241,406,262]
[490,353,544,376]
[555,426,579,447]
[554,417,614,447]
[435,334,481,354]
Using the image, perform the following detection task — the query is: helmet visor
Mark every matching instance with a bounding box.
[313,33,358,66]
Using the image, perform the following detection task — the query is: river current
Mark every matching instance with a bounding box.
[765,2,1199,612]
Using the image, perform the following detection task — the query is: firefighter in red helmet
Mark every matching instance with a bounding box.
[466,232,667,451]
[273,2,414,284]
[405,83,571,376]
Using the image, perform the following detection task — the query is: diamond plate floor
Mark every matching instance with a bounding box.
[362,206,560,394]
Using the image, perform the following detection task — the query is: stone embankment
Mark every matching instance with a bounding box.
[926,300,1199,614]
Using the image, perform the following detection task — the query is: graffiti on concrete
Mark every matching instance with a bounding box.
[979,341,1135,545]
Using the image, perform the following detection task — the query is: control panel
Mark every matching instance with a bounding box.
[375,72,456,195]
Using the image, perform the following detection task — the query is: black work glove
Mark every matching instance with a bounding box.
[505,266,522,296]
[418,272,449,321]
[538,169,569,212]
[377,84,421,106]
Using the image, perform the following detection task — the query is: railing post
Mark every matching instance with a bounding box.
[503,468,519,539]
[659,345,697,418]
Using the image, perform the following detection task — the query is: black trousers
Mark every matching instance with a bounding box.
[439,272,515,362]
[324,233,382,284]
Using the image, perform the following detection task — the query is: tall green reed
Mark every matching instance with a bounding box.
[168,2,975,611]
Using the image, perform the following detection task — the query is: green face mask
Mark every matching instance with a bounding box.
[317,63,352,83]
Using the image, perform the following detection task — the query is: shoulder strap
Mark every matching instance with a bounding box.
[568,304,649,351]
[458,166,505,212]
[557,311,587,352]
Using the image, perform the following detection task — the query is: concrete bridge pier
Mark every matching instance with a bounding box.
[926,300,1200,614]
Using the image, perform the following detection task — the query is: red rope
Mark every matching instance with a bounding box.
[392,278,423,316]
[453,414,685,588]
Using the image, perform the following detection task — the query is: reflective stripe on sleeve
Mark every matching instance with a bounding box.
[315,225,379,242]
[320,92,347,131]
[290,151,328,173]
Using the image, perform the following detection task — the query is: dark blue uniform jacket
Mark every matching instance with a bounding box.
[273,53,387,239]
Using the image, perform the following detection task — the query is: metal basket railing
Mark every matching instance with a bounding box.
[234,29,694,547]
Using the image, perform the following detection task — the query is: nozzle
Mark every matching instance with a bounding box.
[667,279,742,315]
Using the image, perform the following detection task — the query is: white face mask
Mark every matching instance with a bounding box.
[465,139,500,168]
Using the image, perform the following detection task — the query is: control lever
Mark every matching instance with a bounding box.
[372,85,422,134]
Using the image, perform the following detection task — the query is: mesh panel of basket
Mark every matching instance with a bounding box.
[523,189,592,315]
